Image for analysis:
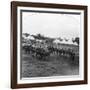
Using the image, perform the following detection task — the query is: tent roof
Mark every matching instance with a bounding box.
[54,39,78,45]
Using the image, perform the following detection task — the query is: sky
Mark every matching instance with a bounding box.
[22,11,81,39]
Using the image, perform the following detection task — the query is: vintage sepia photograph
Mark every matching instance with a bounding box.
[11,1,87,89]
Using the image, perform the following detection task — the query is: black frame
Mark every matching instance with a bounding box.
[11,1,88,89]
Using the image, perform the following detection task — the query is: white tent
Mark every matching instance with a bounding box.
[73,42,78,45]
[53,39,60,43]
[60,40,68,44]
[23,35,34,40]
[29,35,34,40]
[66,39,73,45]
[53,38,78,46]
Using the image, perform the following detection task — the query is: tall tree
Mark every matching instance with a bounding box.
[74,37,79,45]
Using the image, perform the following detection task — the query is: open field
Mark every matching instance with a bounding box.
[21,52,79,78]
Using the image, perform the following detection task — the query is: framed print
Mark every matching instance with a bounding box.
[11,1,88,89]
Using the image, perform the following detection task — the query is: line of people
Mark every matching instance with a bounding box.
[22,44,75,61]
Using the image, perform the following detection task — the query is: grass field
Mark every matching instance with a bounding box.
[21,52,79,78]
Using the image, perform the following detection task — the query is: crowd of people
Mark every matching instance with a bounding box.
[22,40,76,61]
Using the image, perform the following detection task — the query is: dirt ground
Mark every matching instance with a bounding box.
[21,53,79,78]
